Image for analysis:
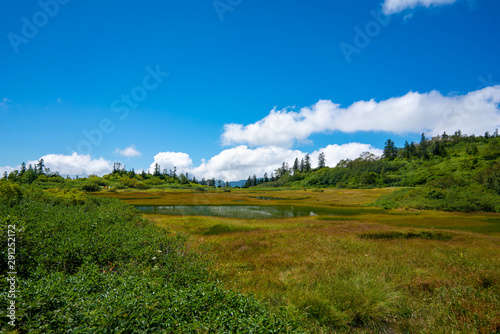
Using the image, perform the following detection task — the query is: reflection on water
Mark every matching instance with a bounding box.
[136,205,327,219]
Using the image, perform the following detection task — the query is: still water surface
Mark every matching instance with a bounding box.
[136,205,336,219]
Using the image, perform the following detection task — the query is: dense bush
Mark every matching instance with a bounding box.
[79,182,100,192]
[0,187,298,333]
[375,185,500,213]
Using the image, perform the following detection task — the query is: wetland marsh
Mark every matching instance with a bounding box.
[98,188,500,333]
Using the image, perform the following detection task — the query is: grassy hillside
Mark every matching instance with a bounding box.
[259,134,500,213]
[4,132,499,213]
[0,184,298,333]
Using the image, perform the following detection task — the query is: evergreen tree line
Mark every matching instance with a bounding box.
[242,152,327,188]
[2,129,498,192]
[241,129,500,189]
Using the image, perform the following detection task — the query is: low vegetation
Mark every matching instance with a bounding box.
[1,130,499,333]
[129,189,500,333]
[0,184,298,333]
[255,131,500,213]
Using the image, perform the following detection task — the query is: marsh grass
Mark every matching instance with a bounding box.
[105,189,500,333]
[359,230,454,241]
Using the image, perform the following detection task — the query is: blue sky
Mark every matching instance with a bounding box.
[1,0,499,180]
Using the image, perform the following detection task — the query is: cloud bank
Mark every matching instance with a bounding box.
[4,86,497,182]
[149,152,193,175]
[222,86,500,148]
[382,0,457,14]
[148,143,382,181]
[114,145,141,158]
[2,143,380,182]
[0,153,113,177]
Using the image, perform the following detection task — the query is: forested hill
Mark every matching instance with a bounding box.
[2,130,499,212]
[255,131,500,213]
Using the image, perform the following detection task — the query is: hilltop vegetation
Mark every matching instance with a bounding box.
[252,131,500,213]
[2,130,500,213]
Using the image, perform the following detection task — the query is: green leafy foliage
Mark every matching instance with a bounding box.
[257,133,500,212]
[0,187,298,333]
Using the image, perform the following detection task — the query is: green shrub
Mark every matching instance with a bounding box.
[0,186,298,333]
[79,182,100,192]
[375,186,500,213]
[0,183,23,206]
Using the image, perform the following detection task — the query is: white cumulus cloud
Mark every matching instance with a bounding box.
[309,143,383,169]
[0,153,113,177]
[382,0,457,15]
[149,152,193,174]
[33,153,113,176]
[222,86,500,148]
[192,146,304,181]
[0,165,17,176]
[148,143,383,181]
[114,145,141,158]
[2,145,383,182]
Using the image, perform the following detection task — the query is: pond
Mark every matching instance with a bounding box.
[136,205,337,219]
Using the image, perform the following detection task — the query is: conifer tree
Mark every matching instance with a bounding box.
[419,133,429,159]
[403,141,411,159]
[304,154,311,172]
[37,159,45,174]
[383,139,398,160]
[293,158,299,172]
[153,163,161,176]
[318,152,326,168]
[245,176,252,188]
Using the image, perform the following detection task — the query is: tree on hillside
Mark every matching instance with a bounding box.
[293,158,299,173]
[304,154,311,172]
[2,171,7,180]
[409,142,417,157]
[383,139,398,160]
[20,162,26,175]
[318,152,326,168]
[441,131,449,142]
[419,133,429,159]
[153,163,161,176]
[300,158,305,172]
[264,172,269,183]
[403,141,411,159]
[113,162,122,173]
[37,159,45,174]
[431,140,446,157]
[245,176,252,188]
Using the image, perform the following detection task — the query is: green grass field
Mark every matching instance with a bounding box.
[97,188,500,333]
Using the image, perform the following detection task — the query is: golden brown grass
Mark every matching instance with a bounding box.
[98,188,500,333]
